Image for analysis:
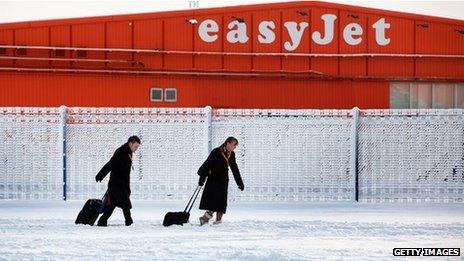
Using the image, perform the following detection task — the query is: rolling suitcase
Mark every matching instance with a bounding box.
[163,186,202,226]
[75,199,102,226]
[75,191,109,226]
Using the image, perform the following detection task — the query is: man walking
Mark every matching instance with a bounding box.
[95,136,141,226]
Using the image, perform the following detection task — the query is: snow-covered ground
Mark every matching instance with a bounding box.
[0,200,463,260]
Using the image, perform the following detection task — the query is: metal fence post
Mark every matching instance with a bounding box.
[204,106,213,157]
[350,107,360,202]
[59,106,67,201]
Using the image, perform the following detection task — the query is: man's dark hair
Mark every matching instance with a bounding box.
[224,136,238,145]
[128,135,141,144]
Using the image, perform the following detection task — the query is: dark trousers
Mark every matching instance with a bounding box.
[98,205,132,224]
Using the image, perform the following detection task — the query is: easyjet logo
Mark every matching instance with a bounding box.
[198,14,390,51]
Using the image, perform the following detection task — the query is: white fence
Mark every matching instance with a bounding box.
[358,110,464,203]
[0,107,463,203]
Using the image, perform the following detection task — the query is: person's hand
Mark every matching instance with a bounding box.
[95,176,101,183]
[198,179,204,187]
[238,185,244,191]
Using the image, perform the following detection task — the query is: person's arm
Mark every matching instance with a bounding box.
[197,149,215,186]
[96,160,111,182]
[230,152,244,190]
[95,148,122,182]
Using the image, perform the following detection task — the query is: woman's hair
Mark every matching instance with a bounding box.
[224,136,238,145]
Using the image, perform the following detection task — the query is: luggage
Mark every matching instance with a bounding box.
[163,186,202,226]
[162,211,190,226]
[75,199,102,226]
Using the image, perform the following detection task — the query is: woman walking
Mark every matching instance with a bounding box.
[198,137,244,225]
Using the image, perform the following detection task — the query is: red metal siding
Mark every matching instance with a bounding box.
[339,11,367,76]
[223,12,252,71]
[252,10,281,71]
[416,21,464,77]
[14,27,49,67]
[0,2,462,77]
[0,29,14,67]
[72,23,105,68]
[164,17,193,69]
[0,72,389,109]
[0,1,463,109]
[50,25,71,67]
[311,7,339,75]
[133,19,163,69]
[281,8,310,72]
[367,15,414,76]
[106,21,132,69]
[194,15,223,70]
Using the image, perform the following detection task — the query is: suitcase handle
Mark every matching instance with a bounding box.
[184,185,202,213]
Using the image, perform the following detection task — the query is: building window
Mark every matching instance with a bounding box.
[0,47,6,55]
[432,83,454,109]
[390,83,410,109]
[165,88,177,102]
[410,83,432,109]
[390,82,464,109]
[150,88,163,102]
[456,84,464,109]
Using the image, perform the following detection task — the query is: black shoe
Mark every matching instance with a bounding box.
[125,218,133,226]
[97,220,107,227]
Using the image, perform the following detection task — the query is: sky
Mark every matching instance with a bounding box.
[0,0,463,24]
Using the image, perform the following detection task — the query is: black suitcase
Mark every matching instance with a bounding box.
[163,186,202,226]
[75,199,102,226]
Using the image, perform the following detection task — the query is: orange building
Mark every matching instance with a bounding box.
[0,1,463,109]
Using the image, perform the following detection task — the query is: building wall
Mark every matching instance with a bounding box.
[0,1,463,108]
[0,72,389,109]
[1,2,463,76]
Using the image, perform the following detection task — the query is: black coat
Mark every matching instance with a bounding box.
[95,143,133,209]
[198,146,244,214]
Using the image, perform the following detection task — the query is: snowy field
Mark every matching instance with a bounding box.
[0,200,463,260]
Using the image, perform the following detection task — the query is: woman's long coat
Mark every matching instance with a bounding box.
[198,146,244,213]
[95,143,133,209]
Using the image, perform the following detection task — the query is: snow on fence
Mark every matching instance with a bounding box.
[0,107,463,203]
